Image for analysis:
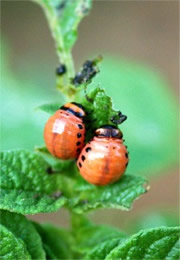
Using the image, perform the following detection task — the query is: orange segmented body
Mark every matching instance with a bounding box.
[44,102,85,159]
[77,126,129,185]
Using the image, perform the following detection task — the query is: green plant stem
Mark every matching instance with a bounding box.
[35,1,75,81]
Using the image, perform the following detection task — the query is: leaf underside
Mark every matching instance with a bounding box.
[0,224,31,260]
[0,210,45,259]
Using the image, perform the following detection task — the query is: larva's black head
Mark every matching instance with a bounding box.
[71,102,84,110]
[60,102,85,119]
[95,125,123,139]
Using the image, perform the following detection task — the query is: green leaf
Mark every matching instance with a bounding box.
[35,148,147,214]
[75,87,120,140]
[1,149,147,214]
[36,149,148,213]
[0,224,31,260]
[71,215,126,254]
[0,210,45,259]
[33,0,92,78]
[88,57,178,177]
[0,150,67,214]
[32,222,73,260]
[37,102,62,115]
[84,238,125,260]
[105,227,180,260]
[68,174,147,213]
[37,148,147,213]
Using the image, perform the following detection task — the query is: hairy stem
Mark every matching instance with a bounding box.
[44,6,75,78]
[33,0,75,82]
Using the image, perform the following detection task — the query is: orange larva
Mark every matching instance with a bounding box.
[44,102,86,159]
[77,125,129,185]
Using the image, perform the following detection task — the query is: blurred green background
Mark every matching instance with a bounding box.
[1,0,179,231]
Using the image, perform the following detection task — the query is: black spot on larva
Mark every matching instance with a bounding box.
[125,153,128,158]
[77,141,81,146]
[77,148,81,153]
[125,145,128,149]
[85,147,91,152]
[77,133,82,138]
[78,124,83,129]
[113,147,116,149]
[79,162,82,168]
[126,162,129,167]
[82,155,86,161]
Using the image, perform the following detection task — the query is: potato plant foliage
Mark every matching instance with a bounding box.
[0,0,179,259]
